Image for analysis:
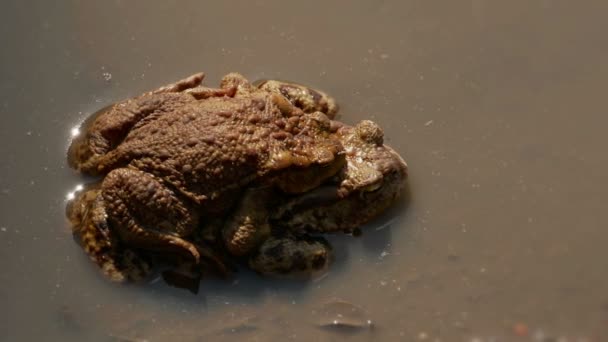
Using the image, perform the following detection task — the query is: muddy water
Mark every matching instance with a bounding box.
[1,1,607,341]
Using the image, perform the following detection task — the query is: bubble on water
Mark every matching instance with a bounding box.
[316,299,374,332]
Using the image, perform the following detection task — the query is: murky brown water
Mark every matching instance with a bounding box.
[2,1,608,341]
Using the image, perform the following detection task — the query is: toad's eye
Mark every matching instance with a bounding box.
[362,182,382,193]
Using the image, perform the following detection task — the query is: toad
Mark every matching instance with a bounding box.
[67,72,345,281]
[222,120,408,275]
[66,72,408,282]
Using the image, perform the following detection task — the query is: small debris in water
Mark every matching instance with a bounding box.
[374,218,395,231]
[102,72,112,81]
[57,305,83,333]
[512,322,529,337]
[424,120,434,127]
[447,254,460,262]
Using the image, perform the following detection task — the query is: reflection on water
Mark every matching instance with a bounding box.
[70,126,80,138]
[1,0,608,340]
[66,184,83,201]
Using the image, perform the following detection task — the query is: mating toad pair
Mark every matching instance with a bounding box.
[66,72,408,283]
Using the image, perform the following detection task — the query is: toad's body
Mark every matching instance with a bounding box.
[66,72,407,282]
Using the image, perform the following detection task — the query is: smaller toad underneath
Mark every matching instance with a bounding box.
[66,72,408,282]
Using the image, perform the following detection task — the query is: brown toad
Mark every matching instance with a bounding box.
[66,72,344,281]
[221,120,408,275]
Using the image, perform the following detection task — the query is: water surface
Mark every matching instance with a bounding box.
[1,1,607,340]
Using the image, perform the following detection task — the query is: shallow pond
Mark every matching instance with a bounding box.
[1,1,607,340]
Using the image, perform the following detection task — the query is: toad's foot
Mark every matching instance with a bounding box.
[248,234,332,276]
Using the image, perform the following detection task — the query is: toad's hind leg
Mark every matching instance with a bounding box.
[101,168,202,263]
[256,79,339,118]
[248,234,333,276]
[67,186,151,282]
